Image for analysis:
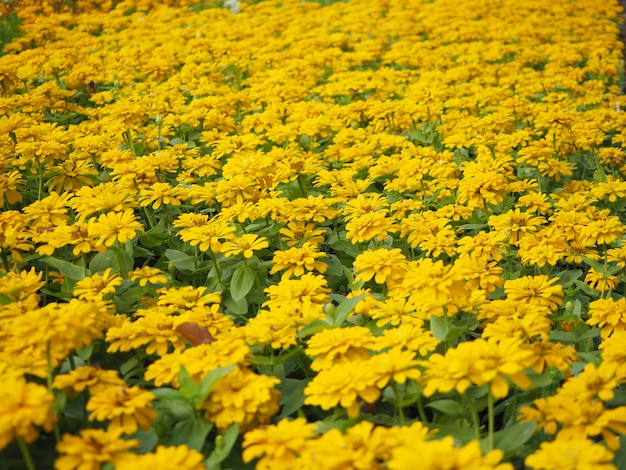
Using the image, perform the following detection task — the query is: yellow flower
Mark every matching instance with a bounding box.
[4,300,104,369]
[455,255,504,294]
[488,209,545,244]
[346,211,396,244]
[157,285,221,310]
[279,221,326,247]
[0,267,45,304]
[298,421,412,470]
[35,221,104,257]
[580,210,623,246]
[0,376,56,449]
[86,385,156,435]
[23,191,72,229]
[176,217,236,253]
[0,210,32,262]
[70,182,138,221]
[517,233,567,267]
[457,166,508,210]
[520,395,626,450]
[221,233,269,258]
[558,362,625,403]
[129,266,168,287]
[114,445,205,470]
[422,337,534,399]
[504,275,564,311]
[373,323,440,356]
[90,209,144,247]
[584,267,619,294]
[263,273,331,318]
[289,194,338,223]
[242,418,317,468]
[201,367,280,432]
[304,361,380,418]
[0,170,24,207]
[353,248,407,286]
[55,428,139,470]
[53,366,125,394]
[368,347,422,388]
[389,437,512,470]
[139,182,188,209]
[106,306,186,357]
[395,258,469,317]
[73,268,122,301]
[269,242,327,279]
[587,297,626,338]
[525,436,615,470]
[145,337,250,387]
[305,326,375,371]
[46,158,97,193]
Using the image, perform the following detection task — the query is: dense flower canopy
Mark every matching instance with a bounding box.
[1,0,626,467]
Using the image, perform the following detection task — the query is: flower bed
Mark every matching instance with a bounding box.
[1,0,626,468]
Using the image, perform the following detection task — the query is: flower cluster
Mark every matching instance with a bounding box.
[1,0,626,467]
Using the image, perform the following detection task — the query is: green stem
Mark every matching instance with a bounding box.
[391,382,405,425]
[466,393,481,440]
[46,344,61,443]
[114,243,129,279]
[1,250,10,272]
[17,438,36,470]
[297,174,307,197]
[143,206,156,230]
[81,253,88,278]
[124,130,137,157]
[208,249,223,285]
[487,391,495,452]
[416,396,428,424]
[37,158,45,200]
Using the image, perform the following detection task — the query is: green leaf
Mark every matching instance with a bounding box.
[151,388,185,401]
[430,314,466,341]
[491,421,536,454]
[278,379,309,418]
[230,264,256,302]
[165,249,197,275]
[75,343,94,362]
[580,256,605,272]
[0,293,14,305]
[129,428,159,453]
[120,356,139,377]
[426,399,464,416]
[206,423,239,469]
[194,366,236,407]
[41,256,86,281]
[458,223,489,231]
[429,423,476,445]
[296,319,332,338]
[576,327,600,342]
[328,294,365,326]
[178,366,199,401]
[223,291,249,315]
[528,373,554,388]
[89,250,116,273]
[139,229,172,248]
[555,269,582,287]
[329,237,361,258]
[549,330,576,344]
[577,351,601,366]
[614,438,626,470]
[157,398,195,420]
[114,249,134,277]
[171,417,213,450]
